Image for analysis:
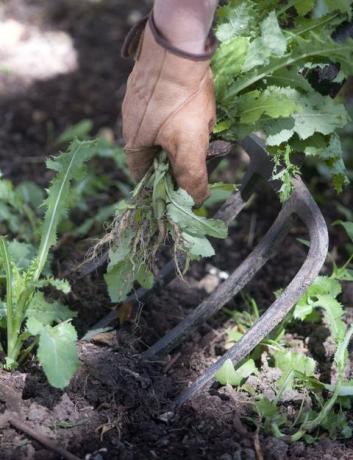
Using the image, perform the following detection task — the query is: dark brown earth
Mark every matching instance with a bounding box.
[0,1,353,459]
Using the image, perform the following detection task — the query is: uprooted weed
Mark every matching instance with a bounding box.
[87,153,229,304]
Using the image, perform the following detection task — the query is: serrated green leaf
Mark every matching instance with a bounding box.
[35,140,97,279]
[34,277,71,294]
[261,11,287,56]
[213,37,249,100]
[237,86,299,124]
[273,349,316,391]
[293,93,350,140]
[57,120,93,144]
[266,93,350,146]
[317,294,346,343]
[26,292,75,326]
[215,1,253,42]
[225,34,353,101]
[215,358,258,386]
[265,66,314,92]
[242,11,287,72]
[27,318,79,388]
[294,276,346,343]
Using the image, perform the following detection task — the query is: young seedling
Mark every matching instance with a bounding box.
[215,256,353,442]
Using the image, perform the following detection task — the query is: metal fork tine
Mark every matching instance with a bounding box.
[143,203,292,359]
[174,177,328,406]
[142,135,288,359]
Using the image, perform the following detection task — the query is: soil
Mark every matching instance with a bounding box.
[0,1,352,459]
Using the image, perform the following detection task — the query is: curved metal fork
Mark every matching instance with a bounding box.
[140,135,328,405]
[175,175,328,406]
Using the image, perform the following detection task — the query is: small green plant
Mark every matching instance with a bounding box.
[0,140,97,388]
[215,245,353,441]
[213,0,353,196]
[90,153,233,303]
[0,173,44,243]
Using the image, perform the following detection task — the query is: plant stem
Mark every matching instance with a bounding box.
[0,239,16,367]
[17,338,38,366]
[277,0,297,17]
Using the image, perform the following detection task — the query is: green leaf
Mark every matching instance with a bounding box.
[167,189,227,239]
[35,140,97,279]
[333,267,353,281]
[0,300,7,328]
[212,37,249,100]
[182,233,215,258]
[7,240,36,271]
[316,294,346,343]
[261,11,287,56]
[16,181,45,209]
[104,259,135,303]
[26,292,75,326]
[27,318,79,389]
[324,383,353,396]
[215,2,253,42]
[242,11,287,72]
[236,86,299,124]
[108,229,134,268]
[266,93,350,145]
[295,0,316,16]
[225,34,353,101]
[215,358,258,386]
[265,66,314,92]
[292,93,350,140]
[204,182,237,207]
[322,0,353,18]
[136,263,154,289]
[334,325,353,371]
[57,120,93,144]
[0,238,14,335]
[255,397,278,417]
[273,349,316,391]
[34,277,71,294]
[294,276,344,331]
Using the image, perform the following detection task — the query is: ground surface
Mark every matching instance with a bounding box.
[0,1,352,459]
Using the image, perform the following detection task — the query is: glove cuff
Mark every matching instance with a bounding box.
[122,13,217,61]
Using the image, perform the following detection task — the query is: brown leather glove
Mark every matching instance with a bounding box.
[121,15,217,205]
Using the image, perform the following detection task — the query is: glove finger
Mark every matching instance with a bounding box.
[124,146,160,182]
[165,137,209,206]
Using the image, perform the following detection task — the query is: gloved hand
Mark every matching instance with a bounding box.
[121,14,217,205]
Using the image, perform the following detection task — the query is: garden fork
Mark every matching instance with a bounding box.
[84,134,329,406]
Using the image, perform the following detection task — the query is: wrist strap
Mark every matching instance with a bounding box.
[122,13,217,61]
